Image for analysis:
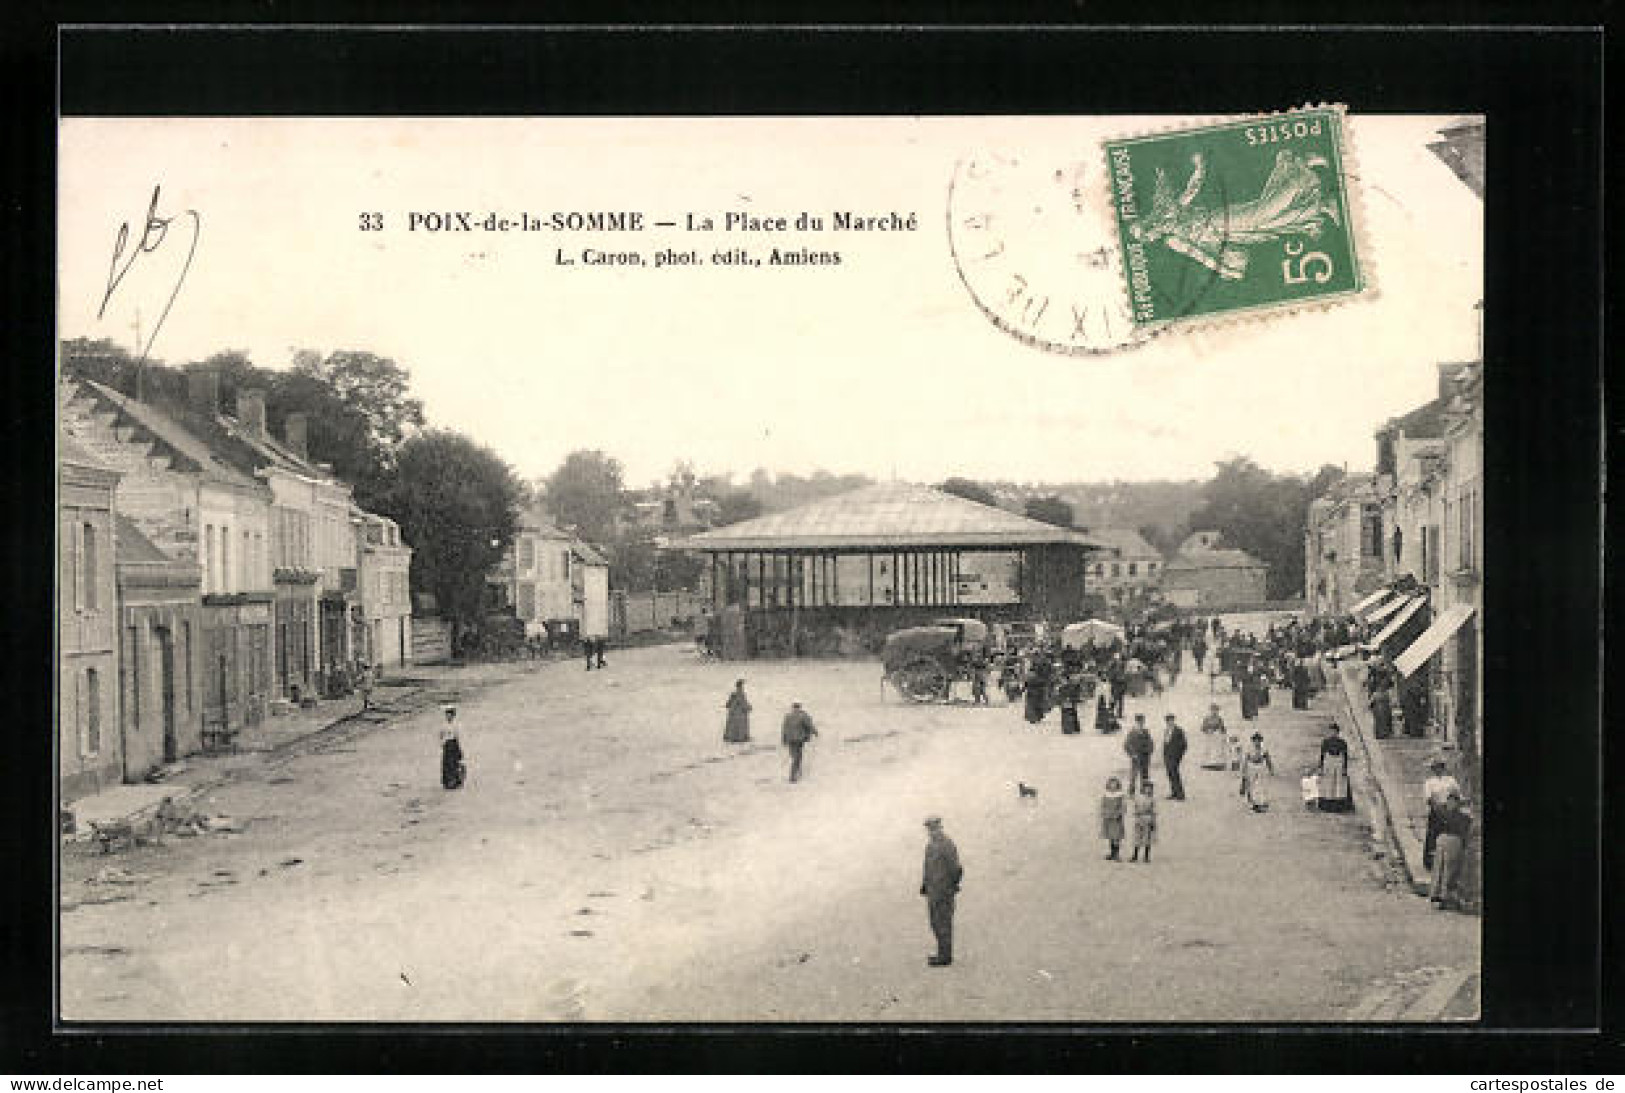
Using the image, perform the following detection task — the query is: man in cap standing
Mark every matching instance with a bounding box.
[781,701,817,783]
[920,816,963,967]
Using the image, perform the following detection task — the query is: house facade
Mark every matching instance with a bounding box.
[1161,547,1268,610]
[356,509,414,669]
[496,507,611,645]
[1081,527,1165,607]
[58,440,123,803]
[114,513,206,780]
[1304,473,1388,616]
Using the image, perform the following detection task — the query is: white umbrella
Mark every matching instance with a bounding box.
[1061,619,1126,649]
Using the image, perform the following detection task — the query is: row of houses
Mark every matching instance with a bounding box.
[1304,358,1484,768]
[58,372,414,803]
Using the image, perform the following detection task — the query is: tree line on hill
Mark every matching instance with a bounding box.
[939,460,1344,601]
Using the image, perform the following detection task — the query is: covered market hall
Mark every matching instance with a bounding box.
[673,483,1105,658]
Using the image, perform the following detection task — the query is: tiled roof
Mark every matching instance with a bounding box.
[81,380,260,490]
[1082,527,1162,558]
[113,513,174,564]
[1165,548,1267,571]
[571,541,609,566]
[519,506,572,538]
[677,483,1104,550]
[59,435,111,470]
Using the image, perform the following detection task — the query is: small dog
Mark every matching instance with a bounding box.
[1017,782,1038,799]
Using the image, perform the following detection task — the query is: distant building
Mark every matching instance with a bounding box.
[1081,527,1165,604]
[355,510,414,669]
[1161,548,1269,610]
[58,439,122,802]
[493,507,611,645]
[1304,473,1387,616]
[674,482,1105,657]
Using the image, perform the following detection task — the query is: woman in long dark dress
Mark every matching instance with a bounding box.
[1058,673,1082,735]
[1239,670,1260,721]
[1291,660,1313,709]
[1316,723,1354,812]
[440,731,465,789]
[723,679,752,743]
[439,704,466,789]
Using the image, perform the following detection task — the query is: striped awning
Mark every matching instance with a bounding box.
[1369,595,1428,650]
[1364,591,1413,625]
[1395,604,1476,678]
[1350,586,1398,619]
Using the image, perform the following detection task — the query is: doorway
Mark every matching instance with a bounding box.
[157,628,177,763]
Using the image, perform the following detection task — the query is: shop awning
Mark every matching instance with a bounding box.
[1350,587,1398,619]
[1363,591,1411,625]
[1369,595,1428,650]
[1394,603,1476,678]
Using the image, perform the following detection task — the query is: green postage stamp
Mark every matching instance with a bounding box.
[1105,106,1364,329]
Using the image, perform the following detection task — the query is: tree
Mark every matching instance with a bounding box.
[1023,494,1075,528]
[939,477,1000,507]
[712,489,763,527]
[1185,456,1322,601]
[543,450,625,543]
[370,430,523,639]
[292,349,425,469]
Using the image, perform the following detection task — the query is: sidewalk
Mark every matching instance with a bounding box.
[62,659,543,838]
[1331,656,1474,903]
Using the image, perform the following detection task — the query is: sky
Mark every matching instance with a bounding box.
[59,115,1482,488]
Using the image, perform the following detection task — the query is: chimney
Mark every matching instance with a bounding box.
[187,369,219,415]
[237,388,267,439]
[284,413,309,459]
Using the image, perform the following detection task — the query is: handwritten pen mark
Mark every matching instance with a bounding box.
[99,184,201,363]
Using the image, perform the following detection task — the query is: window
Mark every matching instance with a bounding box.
[85,668,101,755]
[518,582,536,620]
[1128,562,1138,577]
[221,529,231,592]
[204,525,216,592]
[519,537,535,571]
[1360,504,1383,558]
[1391,527,1403,565]
[1423,525,1440,584]
[1148,561,1158,573]
[1111,563,1122,578]
[182,622,193,712]
[1093,564,1104,577]
[82,521,99,610]
[242,530,251,588]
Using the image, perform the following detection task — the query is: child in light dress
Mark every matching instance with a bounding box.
[1099,775,1127,861]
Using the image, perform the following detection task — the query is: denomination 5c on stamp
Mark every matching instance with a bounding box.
[1105,106,1364,329]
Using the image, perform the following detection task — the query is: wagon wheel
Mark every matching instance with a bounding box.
[894,658,950,703]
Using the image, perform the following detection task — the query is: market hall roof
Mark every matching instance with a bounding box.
[674,483,1107,551]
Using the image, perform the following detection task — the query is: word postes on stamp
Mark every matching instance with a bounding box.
[1105,106,1364,330]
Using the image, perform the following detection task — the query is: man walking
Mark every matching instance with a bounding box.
[920,816,963,967]
[1124,713,1155,788]
[1162,713,1188,800]
[781,701,817,782]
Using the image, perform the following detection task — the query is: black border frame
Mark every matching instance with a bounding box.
[4,14,1612,1074]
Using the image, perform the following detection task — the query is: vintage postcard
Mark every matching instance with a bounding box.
[56,114,1483,1023]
